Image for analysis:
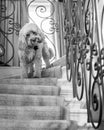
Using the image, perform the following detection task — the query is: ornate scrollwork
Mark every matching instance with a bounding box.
[0,0,21,65]
[28,0,58,63]
[66,41,72,81]
[64,18,72,81]
[64,0,104,128]
[64,0,82,91]
[89,78,103,129]
[87,45,103,128]
[0,18,21,35]
[0,0,15,20]
[41,18,59,34]
[35,0,55,18]
[85,0,104,129]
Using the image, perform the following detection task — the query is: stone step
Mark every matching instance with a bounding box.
[0,106,65,120]
[0,84,60,95]
[0,94,64,106]
[0,119,69,130]
[0,78,57,86]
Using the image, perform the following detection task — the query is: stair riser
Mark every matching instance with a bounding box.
[0,107,64,120]
[0,78,57,86]
[0,126,68,130]
[0,95,64,106]
[0,120,69,130]
[0,84,60,95]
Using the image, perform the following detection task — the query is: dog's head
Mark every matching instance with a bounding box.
[18,23,45,51]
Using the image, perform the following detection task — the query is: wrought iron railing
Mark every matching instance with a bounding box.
[0,0,21,66]
[0,0,59,66]
[63,0,104,129]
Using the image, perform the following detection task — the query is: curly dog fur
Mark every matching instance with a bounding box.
[18,23,53,78]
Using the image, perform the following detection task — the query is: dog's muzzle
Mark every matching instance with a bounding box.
[27,45,38,50]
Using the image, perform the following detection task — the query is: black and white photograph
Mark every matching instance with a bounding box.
[0,0,104,130]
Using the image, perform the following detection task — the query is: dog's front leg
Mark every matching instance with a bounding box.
[33,58,42,78]
[28,64,34,78]
[20,63,28,78]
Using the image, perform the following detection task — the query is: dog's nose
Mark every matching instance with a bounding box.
[34,46,38,50]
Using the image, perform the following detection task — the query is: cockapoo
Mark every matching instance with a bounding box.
[18,23,53,78]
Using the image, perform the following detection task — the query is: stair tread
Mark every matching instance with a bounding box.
[0,78,57,86]
[0,94,64,106]
[0,119,69,130]
[0,106,65,120]
[0,84,60,95]
[0,119,69,123]
[0,105,64,109]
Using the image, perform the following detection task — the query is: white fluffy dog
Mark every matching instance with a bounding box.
[18,23,53,78]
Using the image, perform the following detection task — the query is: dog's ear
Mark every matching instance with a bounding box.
[18,32,27,50]
[42,41,54,68]
[37,27,45,41]
[42,41,54,60]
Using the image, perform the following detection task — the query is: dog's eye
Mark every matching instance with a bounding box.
[35,38,42,43]
[27,45,32,49]
[32,31,37,35]
[38,39,42,43]
[26,33,30,37]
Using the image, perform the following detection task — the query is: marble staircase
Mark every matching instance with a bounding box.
[0,77,70,130]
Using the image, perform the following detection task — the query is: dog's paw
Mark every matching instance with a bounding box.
[33,71,41,78]
[21,73,28,79]
[28,73,33,78]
